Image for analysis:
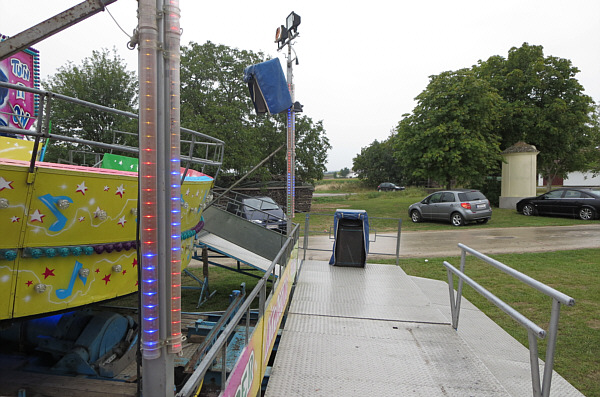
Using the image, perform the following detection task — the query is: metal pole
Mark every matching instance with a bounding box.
[286,42,295,236]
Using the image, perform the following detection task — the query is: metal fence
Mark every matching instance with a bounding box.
[0,81,224,174]
[443,243,575,397]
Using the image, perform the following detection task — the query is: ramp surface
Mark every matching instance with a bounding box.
[265,260,583,396]
[196,231,279,274]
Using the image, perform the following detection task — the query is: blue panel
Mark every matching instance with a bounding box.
[243,58,292,115]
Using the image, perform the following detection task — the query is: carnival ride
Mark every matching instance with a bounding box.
[0,81,223,321]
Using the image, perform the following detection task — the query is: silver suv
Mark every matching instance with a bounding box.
[408,189,492,226]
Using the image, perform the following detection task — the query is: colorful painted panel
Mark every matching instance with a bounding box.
[0,157,213,320]
[0,161,28,249]
[25,166,139,247]
[0,38,40,131]
[13,249,139,318]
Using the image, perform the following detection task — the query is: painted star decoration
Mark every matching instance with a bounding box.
[132,258,138,267]
[117,216,127,227]
[78,216,85,222]
[102,274,111,285]
[0,177,14,191]
[76,181,88,195]
[42,267,55,279]
[115,184,125,198]
[30,209,45,223]
[11,216,20,223]
[104,185,110,191]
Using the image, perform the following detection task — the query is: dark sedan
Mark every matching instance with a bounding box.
[377,182,405,192]
[516,188,600,220]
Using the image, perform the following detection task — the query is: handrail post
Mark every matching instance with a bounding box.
[528,330,542,397]
[303,213,310,261]
[395,218,401,266]
[447,269,458,329]
[542,299,561,397]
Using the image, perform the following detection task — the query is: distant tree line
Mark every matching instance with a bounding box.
[353,43,600,191]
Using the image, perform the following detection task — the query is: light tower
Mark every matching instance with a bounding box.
[275,11,302,235]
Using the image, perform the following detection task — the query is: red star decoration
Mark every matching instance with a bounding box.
[102,274,111,285]
[26,280,33,287]
[42,267,55,279]
[132,258,138,267]
[122,269,127,275]
[95,268,100,273]
[135,280,139,287]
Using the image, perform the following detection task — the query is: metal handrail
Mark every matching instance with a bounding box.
[0,81,225,170]
[444,243,575,397]
[177,223,300,397]
[300,212,401,266]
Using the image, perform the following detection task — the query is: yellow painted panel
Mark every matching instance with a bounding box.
[0,259,17,319]
[12,250,139,319]
[0,164,29,248]
[25,167,139,247]
[0,137,35,161]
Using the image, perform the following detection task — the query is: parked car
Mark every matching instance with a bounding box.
[226,196,287,233]
[408,189,492,226]
[516,188,600,220]
[377,182,405,192]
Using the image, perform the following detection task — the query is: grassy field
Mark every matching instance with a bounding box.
[302,185,596,234]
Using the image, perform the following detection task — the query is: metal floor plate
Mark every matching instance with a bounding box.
[265,261,509,396]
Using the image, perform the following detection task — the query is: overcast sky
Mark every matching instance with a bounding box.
[2,1,599,171]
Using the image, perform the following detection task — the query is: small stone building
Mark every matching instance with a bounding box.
[499,142,539,209]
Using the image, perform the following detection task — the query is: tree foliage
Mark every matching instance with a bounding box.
[353,138,403,187]
[475,43,599,189]
[42,48,138,163]
[393,69,504,189]
[180,41,330,183]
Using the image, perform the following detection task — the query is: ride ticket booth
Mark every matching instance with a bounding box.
[329,209,369,267]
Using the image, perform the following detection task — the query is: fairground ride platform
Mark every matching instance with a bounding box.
[264,260,584,397]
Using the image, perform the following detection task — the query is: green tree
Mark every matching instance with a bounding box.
[180,41,330,183]
[394,69,503,189]
[42,48,138,163]
[353,138,403,187]
[475,43,599,190]
[339,167,350,177]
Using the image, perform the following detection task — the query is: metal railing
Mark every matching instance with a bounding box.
[300,212,401,265]
[0,81,224,174]
[177,223,300,397]
[443,243,575,397]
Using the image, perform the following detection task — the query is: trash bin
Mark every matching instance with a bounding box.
[329,209,369,267]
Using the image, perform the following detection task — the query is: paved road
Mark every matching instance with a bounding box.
[303,224,600,260]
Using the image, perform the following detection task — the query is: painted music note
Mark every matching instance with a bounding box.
[55,260,87,300]
[38,193,73,232]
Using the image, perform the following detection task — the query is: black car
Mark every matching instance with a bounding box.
[377,182,405,192]
[226,196,287,232]
[516,188,600,220]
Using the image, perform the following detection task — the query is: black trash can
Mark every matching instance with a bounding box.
[329,209,369,267]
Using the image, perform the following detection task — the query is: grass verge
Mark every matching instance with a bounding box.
[301,188,598,233]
